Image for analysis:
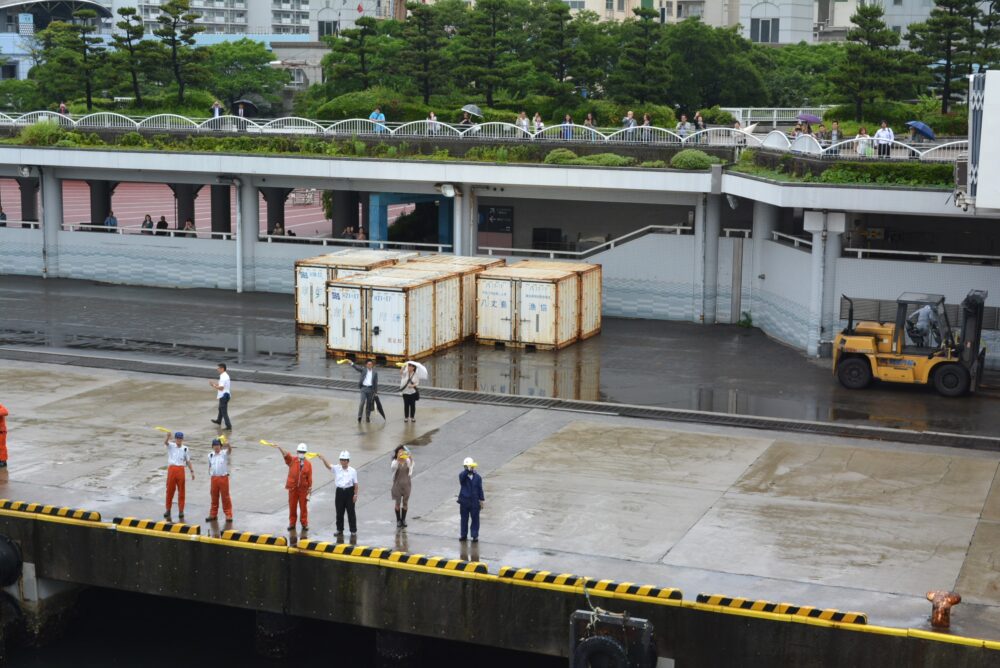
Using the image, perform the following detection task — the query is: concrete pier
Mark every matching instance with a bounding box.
[0,358,999,663]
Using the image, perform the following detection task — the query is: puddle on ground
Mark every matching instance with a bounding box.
[405,428,439,447]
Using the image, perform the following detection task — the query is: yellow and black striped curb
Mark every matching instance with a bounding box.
[697,594,868,625]
[113,517,201,535]
[587,578,683,601]
[498,567,588,587]
[384,551,488,574]
[298,540,389,559]
[0,499,101,522]
[220,530,287,547]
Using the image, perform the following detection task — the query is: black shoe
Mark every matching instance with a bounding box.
[287,525,295,531]
[224,426,232,430]
[301,524,308,531]
[205,516,217,522]
[225,518,233,524]
[211,419,221,425]
[163,512,171,520]
[366,417,371,423]
[357,417,361,423]
[178,513,185,521]
[396,520,402,528]
[459,537,467,542]
[350,531,357,536]
[335,530,344,536]
[471,538,478,543]
[0,461,7,468]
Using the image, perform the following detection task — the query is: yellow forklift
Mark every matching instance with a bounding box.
[833,289,988,397]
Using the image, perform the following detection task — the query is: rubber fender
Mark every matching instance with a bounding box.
[572,634,628,668]
[0,536,21,587]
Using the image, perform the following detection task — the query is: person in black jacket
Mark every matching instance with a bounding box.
[350,360,378,422]
[458,457,485,542]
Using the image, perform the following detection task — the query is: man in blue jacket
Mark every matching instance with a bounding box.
[458,457,485,542]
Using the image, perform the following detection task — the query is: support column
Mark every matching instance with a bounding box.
[15,177,39,223]
[804,210,827,357]
[451,188,465,256]
[368,193,389,244]
[260,186,293,235]
[40,168,63,278]
[358,191,370,238]
[238,180,258,292]
[87,180,118,227]
[210,184,232,234]
[750,200,779,314]
[437,198,453,249]
[692,195,706,323]
[703,193,722,324]
[821,212,846,345]
[331,190,359,236]
[169,183,203,230]
[462,184,477,255]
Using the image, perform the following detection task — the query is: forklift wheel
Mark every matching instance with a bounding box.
[933,363,971,397]
[837,357,872,390]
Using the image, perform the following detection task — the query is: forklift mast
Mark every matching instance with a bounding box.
[959,289,988,368]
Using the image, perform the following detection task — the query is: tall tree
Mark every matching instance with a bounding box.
[205,39,289,108]
[977,0,1000,71]
[606,8,669,105]
[27,22,84,106]
[566,12,615,100]
[73,9,106,112]
[401,3,447,104]
[530,0,577,99]
[452,0,530,107]
[111,7,146,104]
[907,0,980,113]
[325,16,382,92]
[153,0,206,103]
[832,4,927,120]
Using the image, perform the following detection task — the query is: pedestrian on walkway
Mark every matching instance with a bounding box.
[874,120,895,158]
[0,401,9,467]
[155,215,169,236]
[391,446,413,528]
[320,451,359,535]
[206,437,233,523]
[458,457,484,542]
[279,443,312,531]
[164,431,195,521]
[209,363,232,430]
[350,360,378,422]
[104,211,118,233]
[400,362,419,422]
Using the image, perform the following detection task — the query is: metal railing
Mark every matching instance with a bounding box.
[722,228,752,238]
[771,231,813,248]
[721,107,832,128]
[258,234,452,252]
[3,111,967,163]
[843,247,1000,264]
[0,220,39,229]
[478,224,692,259]
[61,222,236,240]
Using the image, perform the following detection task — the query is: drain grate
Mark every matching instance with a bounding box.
[1,346,997,451]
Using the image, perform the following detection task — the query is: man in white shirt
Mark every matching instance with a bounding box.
[320,450,359,536]
[350,360,378,423]
[209,363,232,430]
[874,120,894,158]
[206,437,233,523]
[164,431,195,521]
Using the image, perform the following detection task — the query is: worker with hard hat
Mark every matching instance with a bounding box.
[278,443,313,531]
[319,450,359,536]
[206,437,233,523]
[163,430,195,521]
[458,457,485,542]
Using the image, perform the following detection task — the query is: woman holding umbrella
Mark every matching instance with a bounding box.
[400,361,426,422]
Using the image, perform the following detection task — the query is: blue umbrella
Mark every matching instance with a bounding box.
[905,120,936,140]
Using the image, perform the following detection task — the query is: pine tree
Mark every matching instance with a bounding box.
[401,3,446,104]
[153,0,206,103]
[907,0,981,113]
[606,8,669,106]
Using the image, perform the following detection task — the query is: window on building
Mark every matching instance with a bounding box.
[617,0,625,10]
[319,19,338,36]
[750,17,779,43]
[891,25,901,33]
[893,0,902,5]
[606,0,614,9]
[563,0,585,7]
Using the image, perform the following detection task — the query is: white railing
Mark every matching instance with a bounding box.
[3,111,965,162]
[722,228,751,238]
[61,222,235,239]
[721,107,833,128]
[258,234,452,252]
[0,220,40,229]
[772,231,812,248]
[844,247,1000,264]
[478,224,692,259]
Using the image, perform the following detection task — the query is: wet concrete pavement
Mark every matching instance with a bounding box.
[3,358,1000,641]
[1,276,999,436]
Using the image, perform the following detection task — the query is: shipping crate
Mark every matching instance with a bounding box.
[294,249,418,330]
[512,260,602,339]
[476,266,579,350]
[406,255,506,338]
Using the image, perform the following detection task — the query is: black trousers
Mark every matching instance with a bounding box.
[335,486,357,533]
[403,393,416,419]
[216,393,231,429]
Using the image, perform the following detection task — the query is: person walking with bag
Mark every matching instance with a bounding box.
[391,445,413,528]
[400,362,420,422]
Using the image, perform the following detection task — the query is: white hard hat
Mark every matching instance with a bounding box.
[296,443,308,453]
[339,450,351,460]
[463,457,477,467]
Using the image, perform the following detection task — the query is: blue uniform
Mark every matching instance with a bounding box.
[458,469,485,540]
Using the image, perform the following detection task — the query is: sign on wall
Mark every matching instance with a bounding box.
[478,205,513,249]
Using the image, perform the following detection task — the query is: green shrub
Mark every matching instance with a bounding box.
[640,160,667,168]
[817,162,952,187]
[570,152,635,167]
[314,87,431,122]
[543,148,578,164]
[823,101,968,136]
[697,105,736,126]
[54,138,78,147]
[19,120,68,146]
[670,149,718,170]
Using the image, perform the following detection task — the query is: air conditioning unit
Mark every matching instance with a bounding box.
[954,152,973,210]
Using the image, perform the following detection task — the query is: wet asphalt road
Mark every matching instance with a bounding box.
[1,275,998,436]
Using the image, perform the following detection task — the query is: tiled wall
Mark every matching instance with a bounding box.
[591,233,697,321]
[752,241,813,349]
[0,228,43,276]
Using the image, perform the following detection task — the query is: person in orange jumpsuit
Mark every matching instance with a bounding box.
[164,431,195,521]
[280,443,312,532]
[205,437,233,523]
[0,402,8,467]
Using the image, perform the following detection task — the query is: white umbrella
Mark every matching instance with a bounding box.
[401,360,429,380]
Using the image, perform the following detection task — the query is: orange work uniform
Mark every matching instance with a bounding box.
[208,450,233,520]
[284,453,312,528]
[0,403,8,462]
[165,441,191,514]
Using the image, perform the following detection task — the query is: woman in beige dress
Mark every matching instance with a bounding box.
[391,445,413,528]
